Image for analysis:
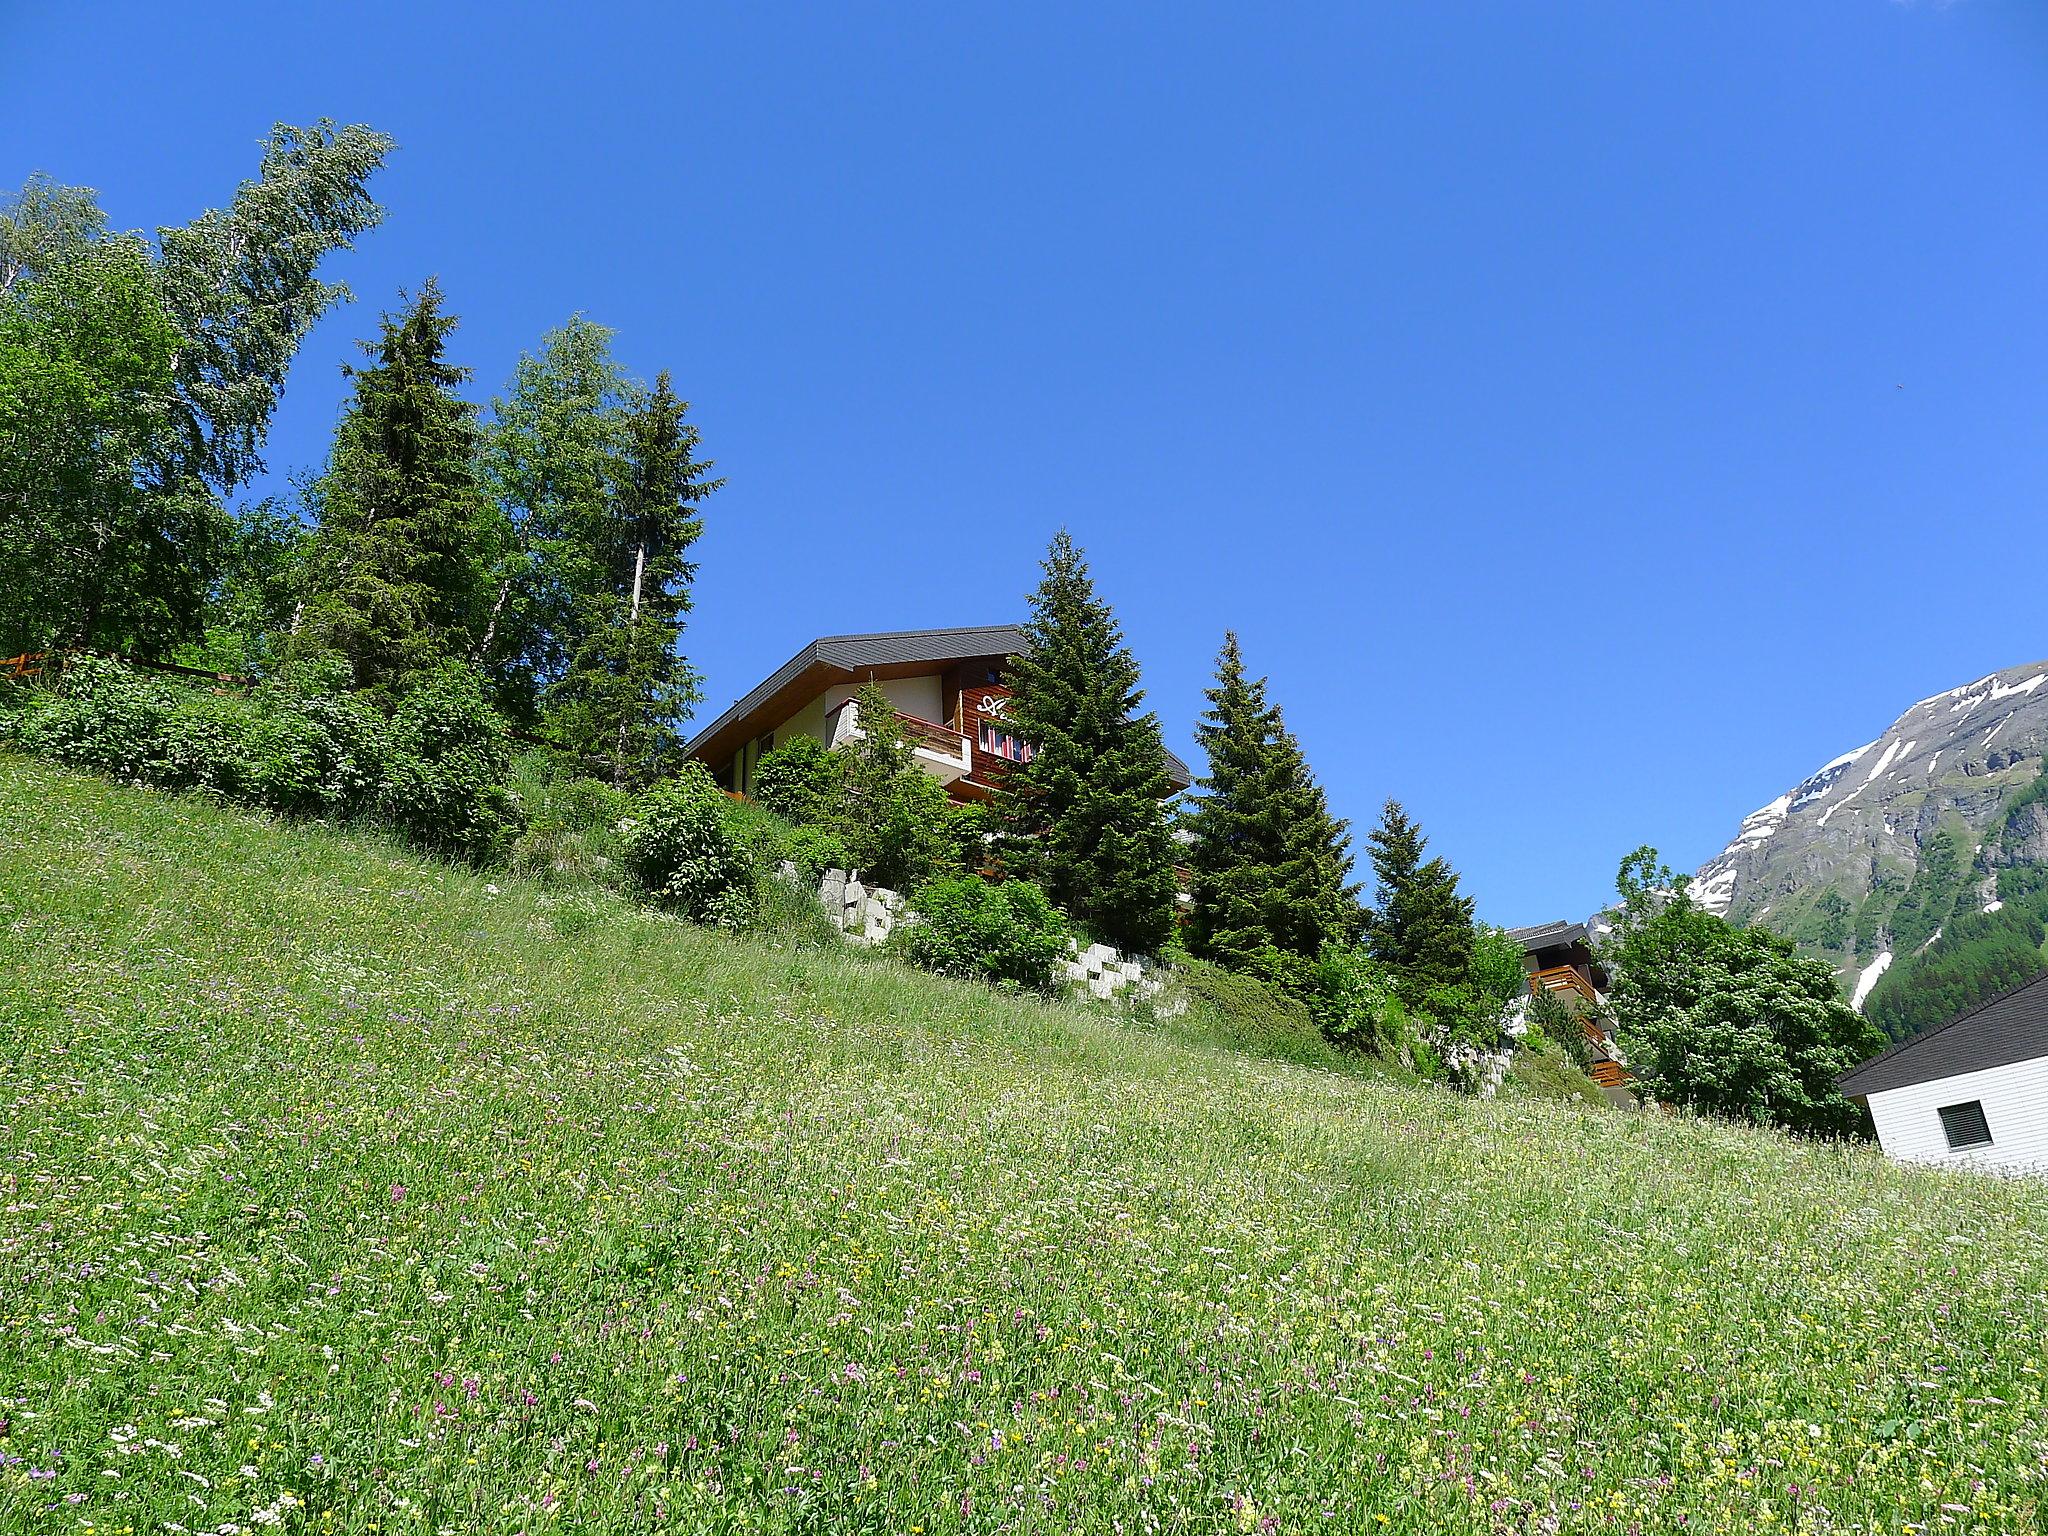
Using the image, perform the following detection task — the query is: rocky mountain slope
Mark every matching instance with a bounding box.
[1691,660,2048,1009]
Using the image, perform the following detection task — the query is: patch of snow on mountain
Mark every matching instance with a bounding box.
[1818,741,1878,775]
[1990,672,2048,702]
[1860,738,1904,788]
[1984,899,2005,913]
[1982,714,2012,747]
[1692,862,1740,917]
[1734,793,1793,847]
[1850,950,1892,1011]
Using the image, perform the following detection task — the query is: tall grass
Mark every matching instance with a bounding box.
[2,757,2045,1533]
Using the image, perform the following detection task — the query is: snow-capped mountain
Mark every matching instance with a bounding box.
[1690,661,2048,996]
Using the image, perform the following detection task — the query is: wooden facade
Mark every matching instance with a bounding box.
[1512,921,1634,1098]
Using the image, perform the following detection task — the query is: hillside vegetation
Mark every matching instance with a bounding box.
[4,760,2047,1533]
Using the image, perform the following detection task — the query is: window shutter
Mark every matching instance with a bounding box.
[1937,1100,1992,1151]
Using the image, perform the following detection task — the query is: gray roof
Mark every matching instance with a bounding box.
[1510,920,1590,953]
[683,624,1192,789]
[1838,968,2048,1099]
[684,626,1031,761]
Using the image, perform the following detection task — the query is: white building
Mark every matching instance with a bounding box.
[1839,971,2048,1176]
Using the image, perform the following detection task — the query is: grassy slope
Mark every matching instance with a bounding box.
[2,760,2045,1535]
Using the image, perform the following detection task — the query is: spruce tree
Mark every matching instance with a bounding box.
[541,371,717,784]
[1366,798,1476,1004]
[995,531,1178,955]
[295,281,484,692]
[1185,633,1359,968]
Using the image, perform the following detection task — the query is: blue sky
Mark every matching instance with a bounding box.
[6,1,2047,924]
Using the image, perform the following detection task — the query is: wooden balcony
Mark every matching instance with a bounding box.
[1530,965,1599,1007]
[825,698,973,785]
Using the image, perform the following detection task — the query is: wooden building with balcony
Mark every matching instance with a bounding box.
[1508,919,1635,1103]
[684,624,1193,804]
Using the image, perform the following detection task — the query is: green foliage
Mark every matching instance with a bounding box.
[995,531,1178,955]
[901,874,1072,991]
[782,823,852,883]
[1304,944,1422,1063]
[9,656,182,779]
[0,172,107,297]
[1172,958,1337,1068]
[0,234,210,654]
[0,123,388,657]
[1863,903,2048,1043]
[507,754,629,886]
[753,734,849,824]
[754,693,974,893]
[1184,632,1360,969]
[1885,823,1971,958]
[173,499,312,677]
[378,663,515,861]
[539,370,716,785]
[295,281,486,694]
[1607,849,1884,1136]
[1526,984,1594,1070]
[243,663,389,818]
[1365,799,1476,1005]
[153,121,394,497]
[1468,925,1529,1010]
[4,656,516,859]
[620,764,758,928]
[1853,868,1907,957]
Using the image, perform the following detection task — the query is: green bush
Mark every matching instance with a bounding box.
[621,764,759,929]
[379,664,516,861]
[901,875,1071,991]
[782,824,851,883]
[10,657,180,780]
[753,735,847,824]
[3,656,520,862]
[508,756,629,886]
[159,688,263,797]
[244,667,389,818]
[1305,945,1416,1060]
[1174,959,1337,1067]
[1526,984,1594,1069]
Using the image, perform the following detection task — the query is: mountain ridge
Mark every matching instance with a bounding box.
[1686,658,2048,1031]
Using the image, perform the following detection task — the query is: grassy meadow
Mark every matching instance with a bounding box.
[2,757,2045,1534]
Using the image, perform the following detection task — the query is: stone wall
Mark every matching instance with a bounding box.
[814,868,1180,1011]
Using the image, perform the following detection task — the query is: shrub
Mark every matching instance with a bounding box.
[901,875,1071,991]
[245,666,388,818]
[1306,944,1418,1062]
[509,757,629,886]
[10,657,178,780]
[159,688,262,797]
[621,764,758,929]
[1526,984,1593,1069]
[753,735,847,824]
[379,664,516,861]
[782,824,851,883]
[1174,959,1335,1067]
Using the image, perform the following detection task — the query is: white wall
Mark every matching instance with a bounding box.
[819,675,946,728]
[1865,1052,2048,1175]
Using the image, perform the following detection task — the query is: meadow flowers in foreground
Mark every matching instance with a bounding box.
[2,758,2045,1534]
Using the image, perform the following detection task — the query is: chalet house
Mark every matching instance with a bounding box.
[684,624,1193,804]
[1839,971,2048,1175]
[1509,920,1634,1104]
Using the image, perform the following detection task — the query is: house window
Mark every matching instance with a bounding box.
[978,720,1034,763]
[1937,1100,1993,1151]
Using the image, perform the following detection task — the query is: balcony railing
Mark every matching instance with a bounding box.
[825,698,973,784]
[1530,965,1599,1008]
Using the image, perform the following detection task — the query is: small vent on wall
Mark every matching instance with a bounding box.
[1937,1099,1993,1151]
